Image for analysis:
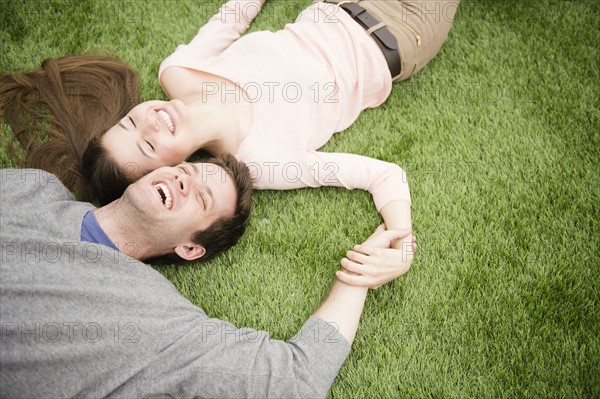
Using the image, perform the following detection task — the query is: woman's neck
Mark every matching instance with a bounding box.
[185,89,253,156]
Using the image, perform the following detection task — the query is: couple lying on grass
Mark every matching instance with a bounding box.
[0,0,458,396]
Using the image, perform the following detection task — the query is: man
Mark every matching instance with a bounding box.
[0,160,413,397]
[88,154,254,263]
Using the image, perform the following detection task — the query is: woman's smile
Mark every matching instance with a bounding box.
[157,109,175,134]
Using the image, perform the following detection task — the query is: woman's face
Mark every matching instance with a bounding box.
[103,99,194,181]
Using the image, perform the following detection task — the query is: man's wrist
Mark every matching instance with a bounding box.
[334,274,370,293]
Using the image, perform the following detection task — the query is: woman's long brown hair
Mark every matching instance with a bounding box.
[0,54,139,202]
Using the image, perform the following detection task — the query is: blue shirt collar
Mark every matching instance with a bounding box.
[80,211,119,251]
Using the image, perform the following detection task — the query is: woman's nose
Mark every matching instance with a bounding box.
[141,110,160,136]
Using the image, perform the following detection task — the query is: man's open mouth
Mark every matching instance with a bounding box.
[154,183,173,210]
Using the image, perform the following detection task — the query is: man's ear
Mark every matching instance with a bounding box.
[174,242,206,261]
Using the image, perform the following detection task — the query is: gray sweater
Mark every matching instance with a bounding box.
[0,169,350,398]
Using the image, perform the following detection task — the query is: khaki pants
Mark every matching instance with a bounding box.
[318,0,460,82]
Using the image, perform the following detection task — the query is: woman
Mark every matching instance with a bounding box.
[106,0,457,238]
[2,0,456,285]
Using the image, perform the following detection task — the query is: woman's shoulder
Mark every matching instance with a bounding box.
[160,66,239,102]
[159,66,207,100]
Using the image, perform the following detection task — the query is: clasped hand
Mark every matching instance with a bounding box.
[336,225,416,289]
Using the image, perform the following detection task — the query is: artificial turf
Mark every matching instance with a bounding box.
[1,0,598,397]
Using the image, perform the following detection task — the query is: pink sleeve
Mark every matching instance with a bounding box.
[247,149,411,212]
[160,0,262,73]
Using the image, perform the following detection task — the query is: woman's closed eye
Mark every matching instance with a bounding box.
[128,116,136,128]
[145,140,155,151]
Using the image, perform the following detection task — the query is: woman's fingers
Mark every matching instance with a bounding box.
[373,224,386,234]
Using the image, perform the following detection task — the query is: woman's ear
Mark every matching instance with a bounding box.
[174,242,206,261]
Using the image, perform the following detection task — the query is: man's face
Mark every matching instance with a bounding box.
[121,162,237,260]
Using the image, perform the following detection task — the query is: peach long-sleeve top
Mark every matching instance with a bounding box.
[159,0,410,211]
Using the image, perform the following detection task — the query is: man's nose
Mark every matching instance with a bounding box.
[175,173,193,196]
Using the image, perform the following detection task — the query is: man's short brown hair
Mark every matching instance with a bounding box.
[149,154,253,264]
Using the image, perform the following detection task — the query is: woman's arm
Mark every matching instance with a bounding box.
[248,149,414,287]
[160,0,264,70]
[187,0,265,54]
[159,0,265,95]
[380,199,414,250]
[249,149,411,210]
[337,200,415,288]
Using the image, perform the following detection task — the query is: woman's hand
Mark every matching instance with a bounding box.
[336,225,416,289]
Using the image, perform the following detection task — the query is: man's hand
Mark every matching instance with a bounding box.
[336,225,416,288]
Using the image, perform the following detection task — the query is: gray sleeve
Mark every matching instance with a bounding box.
[0,169,73,206]
[138,314,351,398]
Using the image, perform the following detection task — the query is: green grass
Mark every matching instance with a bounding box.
[1,0,599,397]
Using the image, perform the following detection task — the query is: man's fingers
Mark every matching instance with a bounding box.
[361,230,413,252]
[387,228,413,241]
[346,250,371,264]
[377,228,412,243]
[363,228,412,249]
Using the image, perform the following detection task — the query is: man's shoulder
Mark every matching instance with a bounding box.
[1,168,62,185]
[1,168,74,203]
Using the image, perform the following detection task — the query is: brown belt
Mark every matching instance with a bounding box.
[327,1,402,78]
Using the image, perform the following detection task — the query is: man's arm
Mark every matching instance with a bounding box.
[126,226,414,399]
[315,228,413,343]
[337,223,416,289]
[313,281,368,344]
[140,227,413,398]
